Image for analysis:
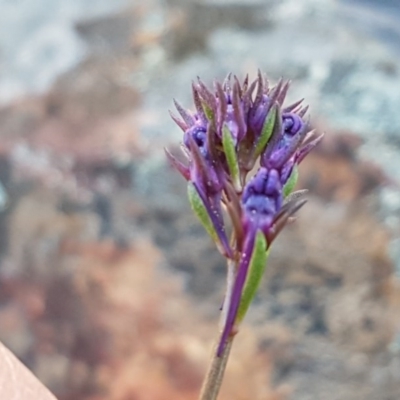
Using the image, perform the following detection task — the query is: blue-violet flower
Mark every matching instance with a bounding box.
[165,71,323,356]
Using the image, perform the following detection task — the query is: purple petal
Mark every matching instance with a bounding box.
[266,121,308,169]
[283,113,304,136]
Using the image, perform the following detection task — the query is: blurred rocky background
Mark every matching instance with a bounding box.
[1,0,400,399]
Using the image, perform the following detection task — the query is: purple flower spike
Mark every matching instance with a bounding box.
[166,71,323,358]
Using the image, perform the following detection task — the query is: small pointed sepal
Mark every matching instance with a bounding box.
[164,148,190,180]
[222,124,241,191]
[187,182,231,257]
[283,166,299,198]
[253,104,277,160]
[187,182,220,245]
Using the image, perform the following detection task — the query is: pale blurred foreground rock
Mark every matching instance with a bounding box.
[0,341,57,400]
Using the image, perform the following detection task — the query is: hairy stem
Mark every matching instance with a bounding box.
[199,260,236,400]
[220,260,236,330]
[199,338,233,400]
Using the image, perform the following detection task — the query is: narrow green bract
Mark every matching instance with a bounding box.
[187,182,219,244]
[253,106,277,158]
[222,124,241,190]
[236,230,269,323]
[283,166,299,198]
[201,101,214,122]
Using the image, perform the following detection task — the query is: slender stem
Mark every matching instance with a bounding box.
[199,337,233,400]
[199,260,237,400]
[220,260,236,330]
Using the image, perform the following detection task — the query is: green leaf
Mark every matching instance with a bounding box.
[236,231,269,323]
[253,105,277,158]
[283,166,299,198]
[187,182,219,244]
[222,124,241,190]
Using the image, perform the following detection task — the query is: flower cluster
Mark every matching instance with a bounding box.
[166,72,323,356]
